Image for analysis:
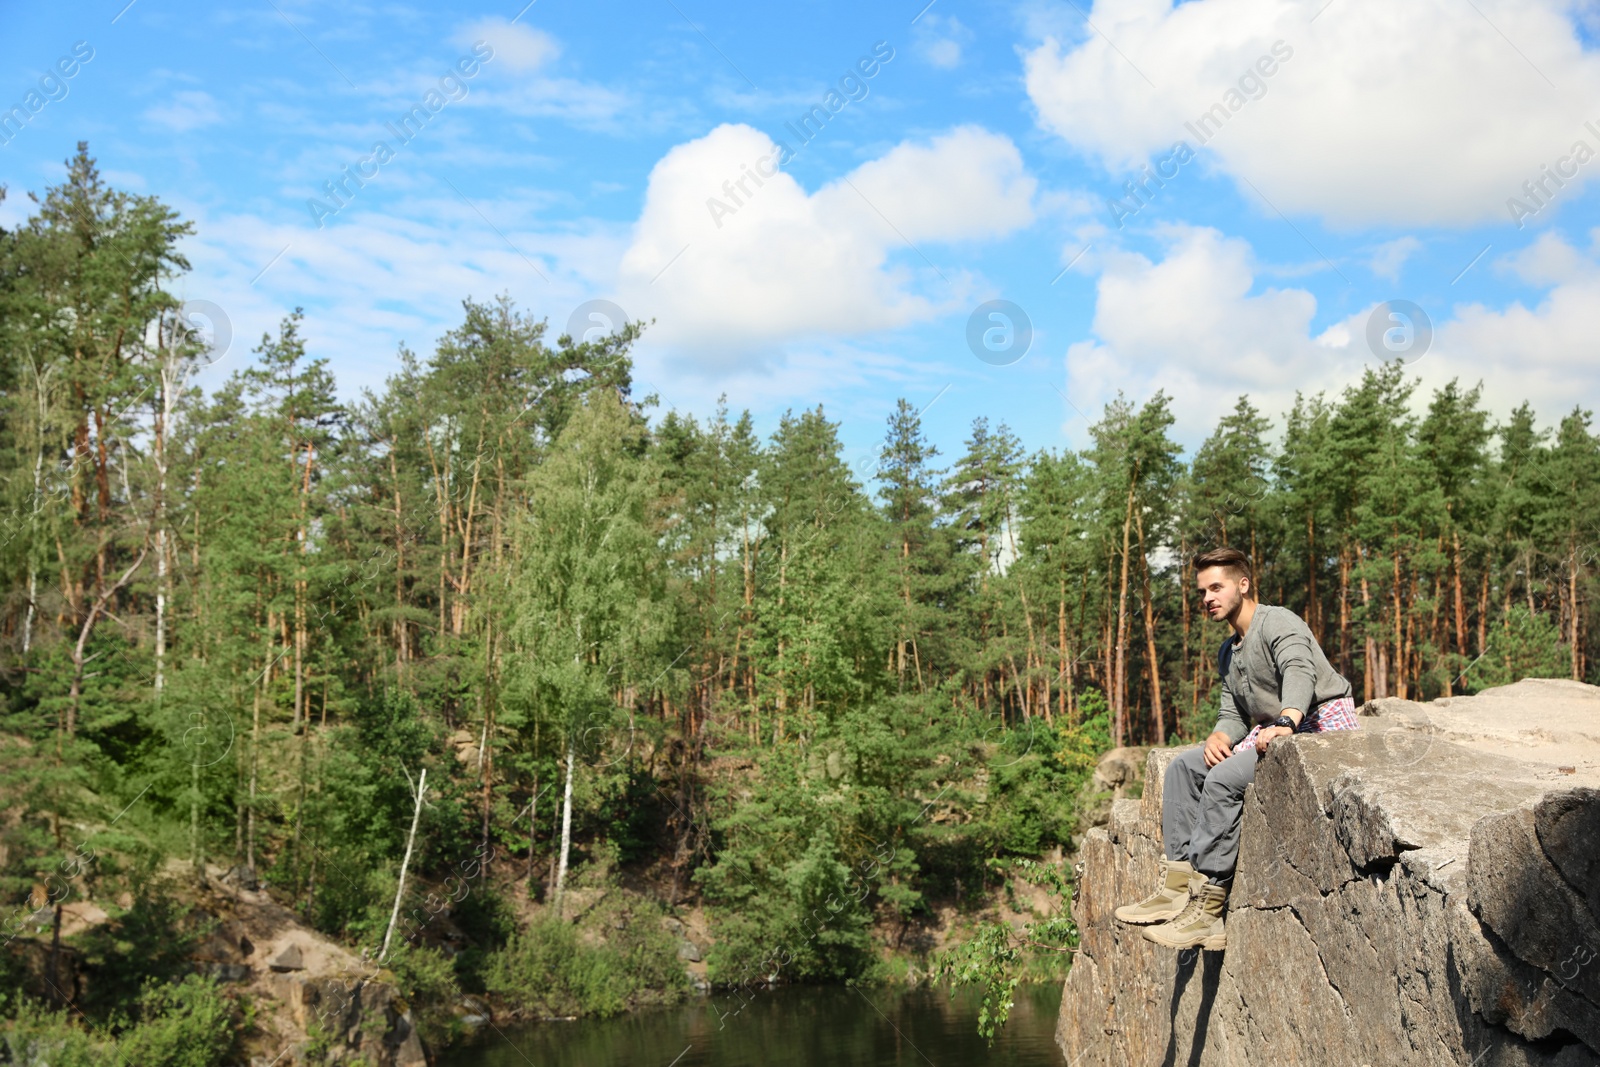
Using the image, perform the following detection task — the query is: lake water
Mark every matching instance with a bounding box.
[438,982,1066,1067]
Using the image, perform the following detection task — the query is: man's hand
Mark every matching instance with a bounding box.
[1202,731,1234,768]
[1254,725,1294,755]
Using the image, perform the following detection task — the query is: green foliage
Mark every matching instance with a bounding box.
[1463,606,1572,690]
[0,976,246,1067]
[446,877,517,995]
[1052,688,1112,777]
[1177,685,1220,745]
[933,858,1078,1043]
[699,815,876,987]
[383,941,462,1047]
[0,996,103,1067]
[484,896,688,1018]
[75,872,210,1019]
[981,732,1085,858]
[117,976,247,1067]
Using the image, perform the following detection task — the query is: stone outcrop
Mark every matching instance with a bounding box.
[1057,679,1600,1067]
[262,973,427,1067]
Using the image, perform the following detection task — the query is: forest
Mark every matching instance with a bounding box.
[0,146,1595,1061]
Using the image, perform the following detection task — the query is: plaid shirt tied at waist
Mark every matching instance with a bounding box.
[1234,694,1359,755]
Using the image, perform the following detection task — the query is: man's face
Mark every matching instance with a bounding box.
[1197,566,1248,622]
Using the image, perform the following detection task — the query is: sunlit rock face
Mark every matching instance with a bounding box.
[1057,679,1600,1067]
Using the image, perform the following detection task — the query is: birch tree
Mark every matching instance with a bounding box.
[505,391,660,914]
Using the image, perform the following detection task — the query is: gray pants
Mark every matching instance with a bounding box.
[1162,745,1257,880]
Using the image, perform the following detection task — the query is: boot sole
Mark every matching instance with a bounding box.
[1114,904,1187,925]
[1141,928,1227,951]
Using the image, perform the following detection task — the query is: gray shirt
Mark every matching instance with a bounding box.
[1214,604,1353,745]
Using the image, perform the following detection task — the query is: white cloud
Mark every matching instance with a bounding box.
[453,17,560,73]
[1065,226,1354,439]
[914,14,972,69]
[144,90,223,132]
[1499,228,1595,286]
[167,123,1036,424]
[1369,236,1420,281]
[443,18,629,126]
[172,193,619,403]
[1062,225,1600,446]
[1437,231,1600,412]
[464,76,631,125]
[615,123,1036,365]
[1023,0,1600,227]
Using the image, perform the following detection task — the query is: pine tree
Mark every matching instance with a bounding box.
[1417,381,1492,691]
[877,399,948,694]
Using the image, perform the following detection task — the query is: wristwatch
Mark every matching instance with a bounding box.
[1270,714,1298,732]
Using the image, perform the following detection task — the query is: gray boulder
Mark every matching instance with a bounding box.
[1057,679,1600,1066]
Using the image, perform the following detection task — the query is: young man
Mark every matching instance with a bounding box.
[1114,546,1357,951]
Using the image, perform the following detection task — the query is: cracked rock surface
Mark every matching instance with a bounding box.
[1055,679,1600,1067]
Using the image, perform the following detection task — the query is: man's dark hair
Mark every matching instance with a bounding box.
[1193,546,1255,598]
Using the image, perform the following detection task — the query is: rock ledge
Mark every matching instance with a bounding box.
[1056,678,1600,1067]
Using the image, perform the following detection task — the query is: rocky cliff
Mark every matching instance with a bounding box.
[10,863,428,1067]
[1057,678,1600,1067]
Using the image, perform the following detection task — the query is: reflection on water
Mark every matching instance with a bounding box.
[439,982,1065,1067]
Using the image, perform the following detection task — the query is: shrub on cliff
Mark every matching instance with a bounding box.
[0,975,248,1066]
[117,975,248,1067]
[484,896,687,1018]
[384,941,463,1047]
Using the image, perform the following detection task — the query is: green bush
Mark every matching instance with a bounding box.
[118,976,246,1067]
[0,976,246,1067]
[485,897,687,1018]
[703,828,874,988]
[447,877,516,995]
[384,941,463,1048]
[75,874,210,1020]
[0,996,103,1067]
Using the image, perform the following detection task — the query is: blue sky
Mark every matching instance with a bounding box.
[5,0,1600,469]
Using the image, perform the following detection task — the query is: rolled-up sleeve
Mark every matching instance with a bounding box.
[1269,625,1319,715]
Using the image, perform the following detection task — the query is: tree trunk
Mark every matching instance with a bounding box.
[388,442,408,677]
[46,902,64,1006]
[1306,512,1319,641]
[527,772,541,886]
[66,544,148,738]
[480,687,495,881]
[1477,567,1490,656]
[424,428,452,644]
[379,767,427,962]
[292,440,315,733]
[1391,539,1405,700]
[1339,543,1353,682]
[1058,576,1068,724]
[1359,545,1378,700]
[552,737,576,917]
[1113,482,1137,749]
[1452,530,1466,664]
[1571,546,1582,681]
[1134,507,1164,744]
[22,362,55,657]
[190,760,202,873]
[154,335,178,697]
[1435,562,1451,697]
[1016,581,1044,723]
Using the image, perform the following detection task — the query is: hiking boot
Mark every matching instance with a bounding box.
[1142,878,1229,951]
[1114,858,1195,925]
